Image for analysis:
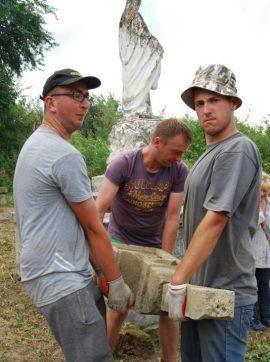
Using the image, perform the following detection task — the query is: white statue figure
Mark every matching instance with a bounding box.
[119,0,164,119]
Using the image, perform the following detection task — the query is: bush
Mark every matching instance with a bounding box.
[70,132,109,178]
[182,117,206,167]
[0,98,42,190]
[81,94,123,141]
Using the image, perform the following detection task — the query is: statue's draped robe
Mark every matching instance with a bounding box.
[119,0,164,118]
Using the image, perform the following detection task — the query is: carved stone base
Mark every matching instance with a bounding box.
[108,117,161,164]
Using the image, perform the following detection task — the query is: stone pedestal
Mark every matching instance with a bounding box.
[107,118,161,163]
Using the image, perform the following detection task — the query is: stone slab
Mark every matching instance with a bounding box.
[112,243,235,319]
[161,284,235,320]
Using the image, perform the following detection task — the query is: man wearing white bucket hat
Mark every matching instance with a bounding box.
[166,64,261,361]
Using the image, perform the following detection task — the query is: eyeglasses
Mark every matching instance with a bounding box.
[50,90,93,103]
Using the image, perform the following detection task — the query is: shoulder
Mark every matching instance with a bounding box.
[105,149,141,183]
[171,161,189,177]
[108,149,141,169]
[216,132,261,168]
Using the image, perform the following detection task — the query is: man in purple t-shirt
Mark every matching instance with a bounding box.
[97,118,191,362]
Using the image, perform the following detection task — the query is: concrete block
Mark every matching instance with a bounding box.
[161,284,235,320]
[112,243,235,319]
[112,243,180,314]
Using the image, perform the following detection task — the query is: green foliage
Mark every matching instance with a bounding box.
[182,117,206,167]
[0,0,57,75]
[0,68,17,115]
[236,120,270,174]
[246,342,270,361]
[0,98,42,190]
[81,94,123,141]
[70,132,110,178]
[0,0,56,191]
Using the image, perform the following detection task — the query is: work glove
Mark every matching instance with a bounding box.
[107,276,135,313]
[165,283,187,321]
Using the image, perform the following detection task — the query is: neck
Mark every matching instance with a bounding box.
[141,146,161,173]
[206,122,237,145]
[40,115,69,140]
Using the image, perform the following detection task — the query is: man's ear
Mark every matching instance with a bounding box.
[152,136,161,149]
[44,96,57,112]
[231,97,239,111]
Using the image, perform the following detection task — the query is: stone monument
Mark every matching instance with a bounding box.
[108,0,164,163]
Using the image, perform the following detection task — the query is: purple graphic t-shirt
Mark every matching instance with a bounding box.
[105,149,189,247]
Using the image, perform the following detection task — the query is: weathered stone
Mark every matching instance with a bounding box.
[112,243,235,319]
[91,175,105,193]
[112,243,179,314]
[108,118,160,163]
[161,284,235,320]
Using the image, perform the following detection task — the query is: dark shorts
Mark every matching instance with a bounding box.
[39,281,113,362]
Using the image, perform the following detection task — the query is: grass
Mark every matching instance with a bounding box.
[0,207,64,361]
[1,206,270,361]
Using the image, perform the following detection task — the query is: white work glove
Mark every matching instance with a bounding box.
[107,276,135,313]
[165,283,187,321]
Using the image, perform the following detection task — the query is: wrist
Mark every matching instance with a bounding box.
[169,283,187,290]
[108,275,123,284]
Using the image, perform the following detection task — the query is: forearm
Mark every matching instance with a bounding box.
[172,211,228,285]
[162,215,179,254]
[97,208,106,222]
[86,225,121,281]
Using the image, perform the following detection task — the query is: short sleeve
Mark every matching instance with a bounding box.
[204,152,257,217]
[105,154,128,186]
[171,162,189,193]
[52,153,92,202]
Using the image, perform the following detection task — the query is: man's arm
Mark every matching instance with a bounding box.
[69,198,120,281]
[171,210,228,285]
[96,177,119,221]
[162,192,184,254]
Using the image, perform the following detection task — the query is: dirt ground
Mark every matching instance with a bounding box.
[1,206,270,361]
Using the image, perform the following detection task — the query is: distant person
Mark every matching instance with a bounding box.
[166,64,261,362]
[13,68,133,362]
[251,181,270,330]
[96,118,191,362]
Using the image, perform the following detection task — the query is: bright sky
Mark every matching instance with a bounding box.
[21,0,270,125]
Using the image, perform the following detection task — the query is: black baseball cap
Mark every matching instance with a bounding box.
[40,68,101,100]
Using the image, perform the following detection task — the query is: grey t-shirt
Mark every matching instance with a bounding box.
[13,129,93,307]
[105,149,189,246]
[183,132,261,307]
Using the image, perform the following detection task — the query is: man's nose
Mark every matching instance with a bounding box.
[81,98,90,109]
[203,103,212,114]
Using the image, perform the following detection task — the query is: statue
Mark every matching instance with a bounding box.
[119,0,164,119]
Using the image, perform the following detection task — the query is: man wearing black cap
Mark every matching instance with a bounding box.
[165,64,261,361]
[13,69,133,361]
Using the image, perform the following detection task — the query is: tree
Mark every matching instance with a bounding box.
[0,0,57,75]
[0,0,56,190]
[81,94,123,141]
